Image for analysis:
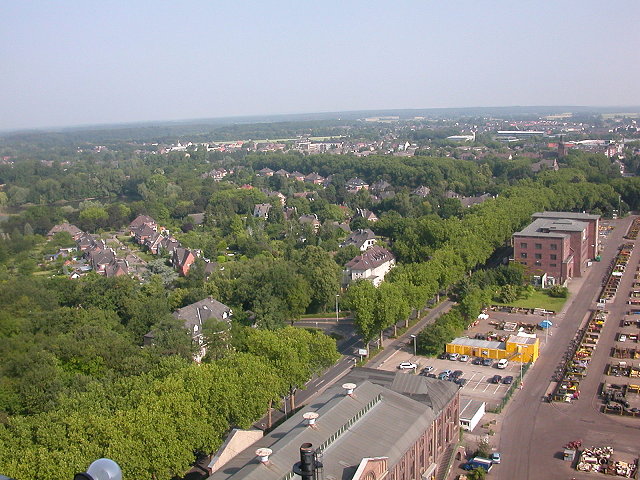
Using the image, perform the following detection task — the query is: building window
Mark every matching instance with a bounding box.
[520,252,528,259]
[520,242,527,249]
[534,253,542,259]
[535,243,542,249]
[521,261,527,265]
[550,263,557,267]
[535,261,542,266]
[550,244,557,250]
[550,254,557,260]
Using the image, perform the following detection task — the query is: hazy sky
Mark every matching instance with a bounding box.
[2,1,639,130]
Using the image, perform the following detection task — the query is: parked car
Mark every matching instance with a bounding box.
[438,372,450,380]
[448,353,460,361]
[459,355,469,362]
[497,359,508,369]
[490,452,501,464]
[455,378,467,387]
[438,353,448,360]
[503,376,514,384]
[491,375,502,384]
[451,370,464,379]
[482,358,493,367]
[421,366,434,373]
[619,334,627,342]
[472,357,483,365]
[398,362,418,370]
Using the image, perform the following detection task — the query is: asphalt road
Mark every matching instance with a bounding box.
[497,216,640,480]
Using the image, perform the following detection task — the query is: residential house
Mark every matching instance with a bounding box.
[298,214,321,232]
[346,177,369,193]
[76,233,98,252]
[104,259,129,278]
[370,180,392,193]
[201,168,228,181]
[412,185,431,197]
[262,189,286,206]
[290,171,306,182]
[343,245,396,287]
[172,247,196,276]
[460,193,493,208]
[47,223,83,240]
[257,167,274,177]
[132,223,157,244]
[304,172,325,185]
[274,169,290,177]
[129,215,157,233]
[356,208,379,222]
[253,203,272,220]
[340,228,377,251]
[173,296,232,362]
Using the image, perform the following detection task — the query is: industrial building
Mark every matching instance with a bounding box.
[445,334,539,363]
[206,368,460,480]
[512,211,600,285]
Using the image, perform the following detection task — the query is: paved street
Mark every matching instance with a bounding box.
[497,216,640,480]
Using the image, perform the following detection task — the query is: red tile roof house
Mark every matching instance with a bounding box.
[512,212,599,286]
[172,247,196,276]
[343,245,396,287]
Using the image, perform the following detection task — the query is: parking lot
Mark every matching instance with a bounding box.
[378,348,523,409]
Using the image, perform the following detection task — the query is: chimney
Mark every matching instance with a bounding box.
[293,443,321,480]
[342,383,356,396]
[255,448,272,464]
[302,412,319,427]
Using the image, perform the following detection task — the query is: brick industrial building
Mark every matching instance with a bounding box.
[206,368,460,480]
[512,212,600,285]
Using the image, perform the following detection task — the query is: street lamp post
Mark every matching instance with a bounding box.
[410,334,417,356]
[335,294,340,323]
[519,346,524,389]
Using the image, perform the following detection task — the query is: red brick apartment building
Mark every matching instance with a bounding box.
[512,212,600,285]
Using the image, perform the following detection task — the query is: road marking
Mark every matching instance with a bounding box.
[494,385,501,394]
[483,384,490,392]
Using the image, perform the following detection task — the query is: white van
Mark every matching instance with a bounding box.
[497,359,508,369]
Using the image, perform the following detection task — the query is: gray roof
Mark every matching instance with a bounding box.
[449,337,505,350]
[340,228,375,249]
[459,397,485,421]
[514,217,588,238]
[207,380,448,480]
[174,296,232,333]
[532,211,600,221]
[345,246,394,271]
[342,367,459,414]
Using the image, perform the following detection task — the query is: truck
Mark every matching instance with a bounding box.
[462,457,493,472]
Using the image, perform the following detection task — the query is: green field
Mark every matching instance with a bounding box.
[493,289,568,312]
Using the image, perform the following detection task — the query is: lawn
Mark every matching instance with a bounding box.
[493,289,568,313]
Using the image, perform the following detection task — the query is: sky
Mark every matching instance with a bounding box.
[1,1,639,131]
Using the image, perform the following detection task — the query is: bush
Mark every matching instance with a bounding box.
[548,285,569,298]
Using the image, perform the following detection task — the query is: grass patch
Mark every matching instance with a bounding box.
[494,289,567,312]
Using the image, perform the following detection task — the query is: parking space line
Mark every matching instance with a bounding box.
[494,385,501,394]
[483,384,490,392]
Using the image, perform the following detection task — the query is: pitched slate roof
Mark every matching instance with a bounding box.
[48,223,83,239]
[345,245,394,271]
[207,378,451,480]
[129,214,156,229]
[174,297,232,334]
[340,229,376,249]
